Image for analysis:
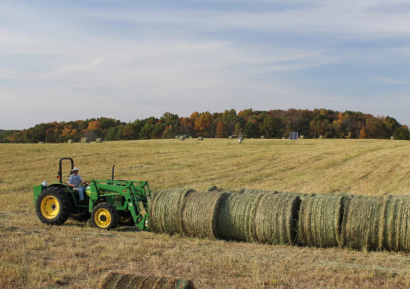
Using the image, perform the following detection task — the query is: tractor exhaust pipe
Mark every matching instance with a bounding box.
[112,165,115,181]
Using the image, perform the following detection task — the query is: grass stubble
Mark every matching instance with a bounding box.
[2,139,410,288]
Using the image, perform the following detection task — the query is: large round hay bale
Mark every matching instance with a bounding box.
[98,272,124,289]
[198,137,203,141]
[99,272,195,289]
[381,195,410,252]
[342,195,383,251]
[68,139,75,143]
[81,137,90,143]
[181,191,227,239]
[179,136,185,141]
[255,192,301,245]
[217,192,265,242]
[96,138,103,143]
[298,194,349,248]
[149,189,194,235]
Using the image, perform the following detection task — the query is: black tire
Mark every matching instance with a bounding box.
[90,203,119,230]
[118,211,135,226]
[70,212,91,222]
[36,187,72,225]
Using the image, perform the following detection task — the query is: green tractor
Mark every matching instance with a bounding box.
[33,158,150,230]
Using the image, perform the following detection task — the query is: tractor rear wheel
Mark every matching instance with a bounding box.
[90,203,119,230]
[36,187,72,225]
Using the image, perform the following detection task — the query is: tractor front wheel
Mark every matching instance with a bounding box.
[119,211,135,226]
[36,188,72,225]
[90,203,119,230]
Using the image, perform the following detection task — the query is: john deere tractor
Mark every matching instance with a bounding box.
[33,158,150,230]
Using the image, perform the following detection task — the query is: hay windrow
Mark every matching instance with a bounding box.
[255,192,301,245]
[181,191,227,239]
[342,195,383,251]
[298,194,349,248]
[217,192,265,242]
[381,195,410,252]
[149,189,195,235]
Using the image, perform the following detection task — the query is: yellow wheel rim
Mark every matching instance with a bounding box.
[94,208,111,228]
[119,214,132,224]
[40,196,60,219]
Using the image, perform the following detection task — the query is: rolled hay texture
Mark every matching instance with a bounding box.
[181,191,227,239]
[342,195,383,251]
[380,195,410,252]
[298,194,349,248]
[198,137,203,141]
[149,189,194,235]
[98,272,195,289]
[255,192,301,245]
[96,138,103,143]
[217,192,265,242]
[68,139,75,143]
[81,137,90,143]
[179,136,185,141]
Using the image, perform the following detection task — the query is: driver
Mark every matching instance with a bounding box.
[67,167,86,201]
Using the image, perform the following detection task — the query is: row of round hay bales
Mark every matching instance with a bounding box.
[149,188,410,252]
[99,272,195,289]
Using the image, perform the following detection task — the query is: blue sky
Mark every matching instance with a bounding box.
[1,0,410,129]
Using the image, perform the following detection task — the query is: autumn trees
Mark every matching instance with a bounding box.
[1,109,409,143]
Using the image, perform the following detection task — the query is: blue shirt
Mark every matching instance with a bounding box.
[68,174,83,187]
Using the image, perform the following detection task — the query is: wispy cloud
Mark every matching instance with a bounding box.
[376,77,406,85]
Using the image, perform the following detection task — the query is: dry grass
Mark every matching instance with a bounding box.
[2,139,410,288]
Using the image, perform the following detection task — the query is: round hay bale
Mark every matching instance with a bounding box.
[260,136,265,139]
[175,136,179,139]
[38,141,44,144]
[181,191,227,239]
[229,136,233,139]
[139,276,160,289]
[68,139,75,143]
[128,274,148,287]
[298,194,349,248]
[255,192,301,245]
[149,189,194,235]
[198,136,203,141]
[81,137,90,143]
[217,192,265,242]
[98,272,124,289]
[96,138,103,143]
[342,195,383,251]
[179,136,185,141]
[380,195,410,252]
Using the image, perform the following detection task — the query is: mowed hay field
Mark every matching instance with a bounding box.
[2,139,410,288]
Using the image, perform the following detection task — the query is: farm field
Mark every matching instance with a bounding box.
[2,138,410,288]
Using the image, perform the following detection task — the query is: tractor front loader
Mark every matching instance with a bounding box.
[33,158,150,230]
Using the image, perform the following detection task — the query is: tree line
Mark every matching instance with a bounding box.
[1,108,410,143]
